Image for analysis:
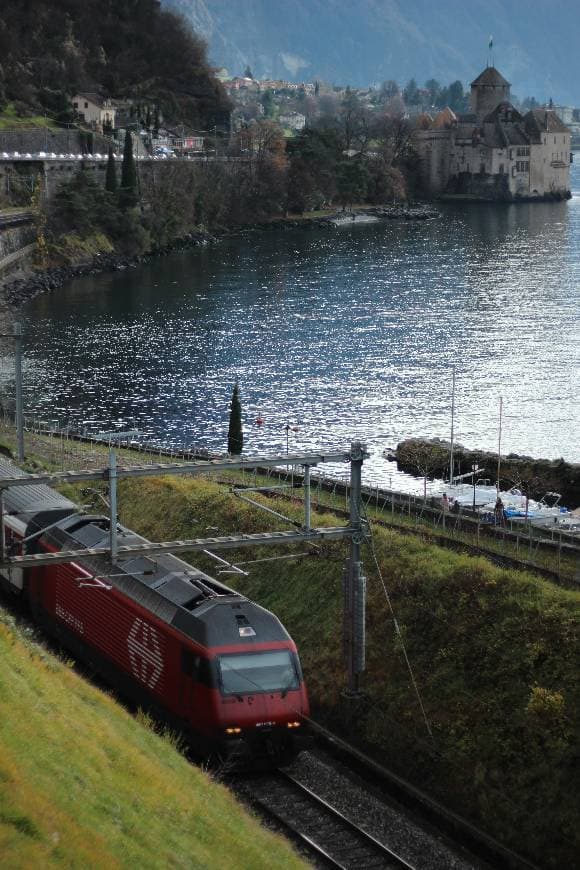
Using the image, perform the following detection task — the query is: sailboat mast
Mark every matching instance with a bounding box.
[497,396,503,491]
[449,366,456,484]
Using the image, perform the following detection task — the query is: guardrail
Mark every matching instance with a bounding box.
[0,152,243,163]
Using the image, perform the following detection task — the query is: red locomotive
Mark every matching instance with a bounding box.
[0,457,310,764]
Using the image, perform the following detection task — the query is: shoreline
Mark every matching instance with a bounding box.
[0,204,438,310]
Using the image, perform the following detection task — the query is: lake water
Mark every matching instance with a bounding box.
[4,162,580,489]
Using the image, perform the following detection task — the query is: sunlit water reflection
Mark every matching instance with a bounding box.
[4,162,580,490]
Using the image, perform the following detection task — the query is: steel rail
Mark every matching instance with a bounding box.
[308,721,542,870]
[238,770,416,870]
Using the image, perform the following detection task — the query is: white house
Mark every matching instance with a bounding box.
[72,94,117,131]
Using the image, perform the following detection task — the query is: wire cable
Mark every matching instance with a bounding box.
[360,498,434,741]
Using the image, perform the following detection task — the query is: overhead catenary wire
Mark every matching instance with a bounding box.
[360,499,434,741]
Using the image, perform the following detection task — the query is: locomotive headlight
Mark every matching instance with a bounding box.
[286,721,301,729]
[225,727,242,735]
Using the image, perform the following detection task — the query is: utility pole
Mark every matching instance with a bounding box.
[108,449,118,565]
[343,441,369,696]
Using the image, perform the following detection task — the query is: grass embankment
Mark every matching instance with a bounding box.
[107,474,580,870]
[0,104,58,130]
[0,609,305,869]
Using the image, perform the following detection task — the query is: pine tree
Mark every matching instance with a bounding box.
[105,146,117,193]
[119,130,138,209]
[227,382,243,455]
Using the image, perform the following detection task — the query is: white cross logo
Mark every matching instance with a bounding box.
[127,618,164,689]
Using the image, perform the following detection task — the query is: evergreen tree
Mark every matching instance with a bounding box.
[261,89,275,118]
[244,65,254,79]
[105,146,117,193]
[227,381,243,455]
[403,78,420,106]
[119,130,138,209]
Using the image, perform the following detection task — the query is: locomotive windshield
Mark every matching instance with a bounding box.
[218,651,299,696]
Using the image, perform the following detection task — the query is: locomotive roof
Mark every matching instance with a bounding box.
[44,514,290,650]
[0,455,77,528]
[0,456,291,649]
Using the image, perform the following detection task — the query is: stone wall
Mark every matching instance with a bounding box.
[0,129,113,155]
[0,224,36,277]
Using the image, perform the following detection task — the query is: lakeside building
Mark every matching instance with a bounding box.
[413,66,572,200]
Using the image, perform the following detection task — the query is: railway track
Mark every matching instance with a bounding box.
[236,770,416,869]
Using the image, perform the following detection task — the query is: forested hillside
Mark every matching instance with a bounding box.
[0,0,229,126]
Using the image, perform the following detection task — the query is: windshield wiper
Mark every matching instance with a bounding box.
[280,672,297,699]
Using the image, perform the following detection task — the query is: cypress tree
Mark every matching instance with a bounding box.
[227,382,243,455]
[119,130,138,209]
[105,146,117,193]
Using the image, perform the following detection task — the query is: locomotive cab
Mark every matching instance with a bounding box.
[215,647,310,764]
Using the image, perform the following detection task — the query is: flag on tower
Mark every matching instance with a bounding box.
[489,34,493,50]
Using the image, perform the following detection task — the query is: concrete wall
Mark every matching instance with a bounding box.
[0,129,113,156]
[0,159,111,203]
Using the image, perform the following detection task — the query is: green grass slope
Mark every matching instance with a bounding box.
[115,474,580,869]
[0,609,305,869]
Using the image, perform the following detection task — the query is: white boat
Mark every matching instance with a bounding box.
[478,490,571,524]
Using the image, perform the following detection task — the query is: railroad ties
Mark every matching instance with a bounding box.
[236,771,415,870]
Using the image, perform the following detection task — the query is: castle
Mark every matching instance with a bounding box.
[413,66,572,200]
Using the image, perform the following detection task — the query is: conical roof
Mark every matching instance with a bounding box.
[432,107,457,129]
[470,66,511,88]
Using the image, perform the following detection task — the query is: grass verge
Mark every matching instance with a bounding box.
[0,609,304,868]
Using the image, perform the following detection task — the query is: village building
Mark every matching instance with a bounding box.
[278,111,306,132]
[413,66,572,200]
[72,94,117,132]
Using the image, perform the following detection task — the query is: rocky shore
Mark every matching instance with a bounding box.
[0,230,218,309]
[0,205,439,309]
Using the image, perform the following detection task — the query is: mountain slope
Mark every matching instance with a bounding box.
[163,0,580,104]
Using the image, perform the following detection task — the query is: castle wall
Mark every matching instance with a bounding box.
[413,130,451,193]
[528,130,572,196]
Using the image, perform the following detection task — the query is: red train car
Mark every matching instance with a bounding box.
[0,458,310,764]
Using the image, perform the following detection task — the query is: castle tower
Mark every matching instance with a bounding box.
[470,67,511,120]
